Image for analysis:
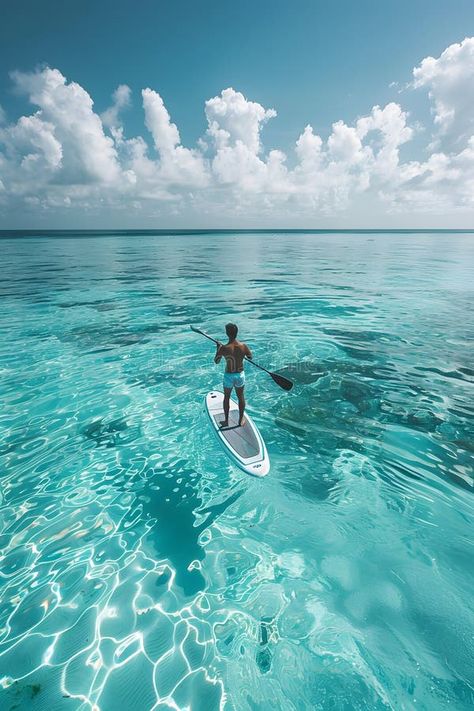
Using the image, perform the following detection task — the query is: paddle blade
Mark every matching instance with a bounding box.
[270,372,294,391]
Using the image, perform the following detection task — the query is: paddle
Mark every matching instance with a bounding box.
[190,325,294,391]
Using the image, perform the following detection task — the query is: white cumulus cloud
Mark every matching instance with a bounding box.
[142,88,208,187]
[205,87,276,154]
[101,84,131,129]
[413,36,474,144]
[2,39,474,226]
[11,67,121,184]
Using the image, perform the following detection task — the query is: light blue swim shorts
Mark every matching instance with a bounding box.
[223,371,246,389]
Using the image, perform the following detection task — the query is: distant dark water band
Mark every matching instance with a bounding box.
[1,229,474,239]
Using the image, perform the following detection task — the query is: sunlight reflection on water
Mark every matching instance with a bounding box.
[0,232,473,710]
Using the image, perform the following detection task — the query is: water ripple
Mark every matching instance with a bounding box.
[0,232,473,710]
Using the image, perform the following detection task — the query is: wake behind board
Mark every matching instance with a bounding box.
[205,391,270,477]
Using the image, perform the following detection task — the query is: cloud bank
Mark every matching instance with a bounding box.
[1,37,474,226]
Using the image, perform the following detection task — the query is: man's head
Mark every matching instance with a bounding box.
[225,323,238,341]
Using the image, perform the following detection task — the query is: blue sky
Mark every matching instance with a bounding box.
[1,0,474,228]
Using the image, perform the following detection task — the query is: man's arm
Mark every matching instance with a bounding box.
[244,343,253,360]
[214,343,224,364]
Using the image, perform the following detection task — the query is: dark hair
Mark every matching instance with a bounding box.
[225,323,238,340]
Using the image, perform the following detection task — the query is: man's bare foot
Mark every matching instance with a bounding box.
[219,420,229,428]
[238,417,246,427]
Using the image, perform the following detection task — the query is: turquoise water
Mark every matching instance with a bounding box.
[0,231,473,711]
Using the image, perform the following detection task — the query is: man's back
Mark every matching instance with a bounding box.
[219,340,251,373]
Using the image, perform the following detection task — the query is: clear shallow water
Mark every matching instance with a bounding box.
[0,231,473,711]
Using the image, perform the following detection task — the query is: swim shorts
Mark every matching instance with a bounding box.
[223,371,246,389]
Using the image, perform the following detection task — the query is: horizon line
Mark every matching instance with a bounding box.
[1,228,474,237]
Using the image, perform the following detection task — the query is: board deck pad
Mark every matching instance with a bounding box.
[212,410,260,458]
[206,391,270,477]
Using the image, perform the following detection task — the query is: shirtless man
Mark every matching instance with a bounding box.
[214,323,252,428]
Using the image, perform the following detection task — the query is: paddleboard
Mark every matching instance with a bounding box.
[205,391,270,477]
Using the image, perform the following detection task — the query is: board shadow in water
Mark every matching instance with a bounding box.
[139,459,242,597]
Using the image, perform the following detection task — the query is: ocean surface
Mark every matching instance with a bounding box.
[0,230,473,711]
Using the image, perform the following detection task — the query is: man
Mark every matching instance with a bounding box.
[214,323,252,428]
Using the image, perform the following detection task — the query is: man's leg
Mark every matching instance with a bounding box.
[236,386,246,426]
[220,387,232,427]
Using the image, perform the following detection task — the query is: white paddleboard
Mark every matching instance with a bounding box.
[205,391,270,477]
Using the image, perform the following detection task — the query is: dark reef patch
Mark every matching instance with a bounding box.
[81,417,142,448]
